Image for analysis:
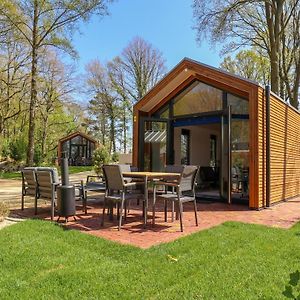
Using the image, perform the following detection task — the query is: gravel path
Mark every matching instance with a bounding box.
[0,217,25,230]
[0,171,95,209]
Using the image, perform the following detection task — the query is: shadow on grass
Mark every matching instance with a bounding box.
[282,270,300,299]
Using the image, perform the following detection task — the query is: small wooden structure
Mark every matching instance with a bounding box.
[132,58,300,209]
[57,131,98,166]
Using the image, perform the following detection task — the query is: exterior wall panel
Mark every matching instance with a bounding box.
[268,93,300,204]
[257,87,266,208]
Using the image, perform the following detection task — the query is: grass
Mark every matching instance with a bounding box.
[68,165,93,174]
[1,220,300,299]
[0,166,93,179]
[0,171,21,179]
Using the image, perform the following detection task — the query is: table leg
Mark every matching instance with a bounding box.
[144,175,148,228]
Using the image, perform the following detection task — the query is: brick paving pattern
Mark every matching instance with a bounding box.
[12,193,300,249]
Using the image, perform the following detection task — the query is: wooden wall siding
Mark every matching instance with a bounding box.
[257,87,266,208]
[248,87,260,209]
[269,95,300,203]
[257,88,300,207]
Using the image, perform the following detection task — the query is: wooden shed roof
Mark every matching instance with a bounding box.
[58,131,97,144]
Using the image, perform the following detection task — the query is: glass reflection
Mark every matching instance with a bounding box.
[144,121,167,171]
[228,93,249,115]
[173,81,223,116]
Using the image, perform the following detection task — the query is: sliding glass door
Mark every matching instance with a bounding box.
[221,106,232,203]
[139,118,171,171]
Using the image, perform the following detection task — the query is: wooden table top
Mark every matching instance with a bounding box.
[122,171,181,178]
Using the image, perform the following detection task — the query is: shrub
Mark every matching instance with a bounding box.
[0,138,10,159]
[93,146,110,175]
[0,202,9,221]
[111,152,119,163]
[34,147,43,165]
[9,137,27,161]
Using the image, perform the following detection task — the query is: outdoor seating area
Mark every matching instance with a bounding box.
[17,163,300,248]
[20,163,201,232]
[21,167,85,220]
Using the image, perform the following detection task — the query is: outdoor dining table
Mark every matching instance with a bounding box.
[122,171,181,227]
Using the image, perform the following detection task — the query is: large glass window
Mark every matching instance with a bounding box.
[231,119,249,196]
[173,81,223,116]
[160,107,169,119]
[228,93,249,115]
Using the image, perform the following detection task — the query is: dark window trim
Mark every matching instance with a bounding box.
[210,134,217,168]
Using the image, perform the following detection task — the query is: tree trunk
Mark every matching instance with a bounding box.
[110,115,116,154]
[110,117,116,153]
[123,106,127,153]
[265,0,283,95]
[26,1,38,166]
[41,116,48,160]
[291,61,300,108]
[100,112,106,147]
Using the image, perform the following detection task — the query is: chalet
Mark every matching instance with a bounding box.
[58,131,97,166]
[132,58,300,209]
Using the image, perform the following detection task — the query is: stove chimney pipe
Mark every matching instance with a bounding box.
[61,151,69,185]
[57,151,76,222]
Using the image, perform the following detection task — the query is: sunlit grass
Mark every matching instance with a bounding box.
[0,219,299,299]
[0,166,93,179]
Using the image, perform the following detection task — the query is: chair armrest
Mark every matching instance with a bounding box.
[52,182,60,191]
[86,175,103,183]
[70,180,84,186]
[124,182,138,188]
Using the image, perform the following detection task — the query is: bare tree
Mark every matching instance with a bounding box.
[280,0,300,107]
[37,50,76,160]
[109,37,166,104]
[108,58,131,153]
[0,32,30,137]
[107,37,166,153]
[193,0,300,107]
[86,60,119,154]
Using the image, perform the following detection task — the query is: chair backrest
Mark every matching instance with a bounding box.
[103,165,124,191]
[36,167,59,184]
[22,169,37,195]
[36,170,55,199]
[118,164,132,183]
[165,165,184,174]
[179,165,199,192]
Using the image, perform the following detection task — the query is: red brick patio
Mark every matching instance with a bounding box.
[12,195,300,249]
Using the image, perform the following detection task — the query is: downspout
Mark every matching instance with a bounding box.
[265,85,271,207]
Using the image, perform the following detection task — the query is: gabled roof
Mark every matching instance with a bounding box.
[134,57,261,113]
[184,57,261,86]
[59,131,97,144]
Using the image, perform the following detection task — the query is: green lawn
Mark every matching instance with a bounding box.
[1,220,300,299]
[68,165,94,174]
[0,166,93,179]
[0,171,21,179]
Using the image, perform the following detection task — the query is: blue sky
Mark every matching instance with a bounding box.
[72,0,223,73]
